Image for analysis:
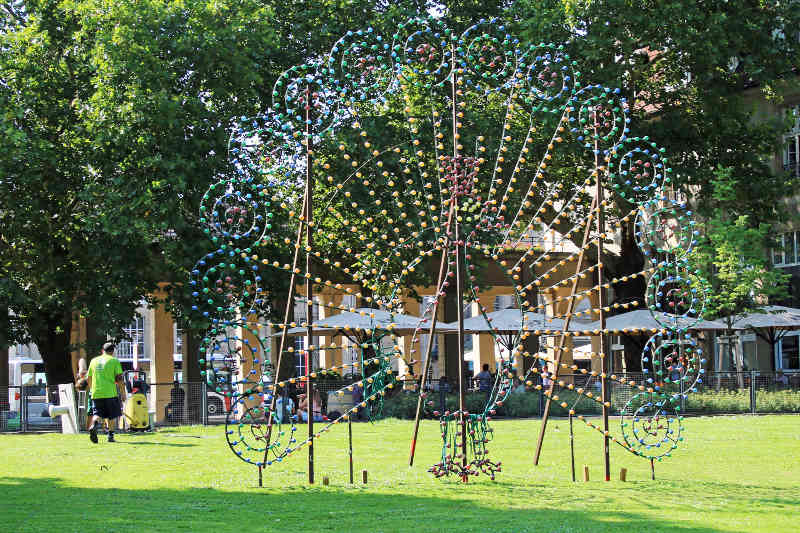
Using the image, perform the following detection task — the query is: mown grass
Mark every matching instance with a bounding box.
[1,415,798,532]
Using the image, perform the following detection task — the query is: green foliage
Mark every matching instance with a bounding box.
[0,1,166,378]
[685,388,800,414]
[4,0,799,384]
[0,0,426,383]
[506,0,800,284]
[691,166,791,331]
[381,389,604,419]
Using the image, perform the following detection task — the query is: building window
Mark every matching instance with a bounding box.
[774,231,800,266]
[292,297,320,376]
[342,295,358,369]
[421,296,439,363]
[778,333,799,371]
[783,106,800,178]
[463,303,473,352]
[494,295,515,311]
[740,333,758,371]
[117,314,145,361]
[174,325,183,356]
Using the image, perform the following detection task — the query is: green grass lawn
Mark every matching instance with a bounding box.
[1,415,798,532]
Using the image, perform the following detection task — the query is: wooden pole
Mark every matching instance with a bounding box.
[650,458,655,481]
[594,116,611,482]
[533,194,598,465]
[569,413,576,482]
[362,469,368,484]
[408,206,454,467]
[583,465,590,482]
[262,173,308,461]
[348,416,354,484]
[619,467,627,482]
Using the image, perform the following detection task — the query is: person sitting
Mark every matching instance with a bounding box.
[476,364,493,393]
[297,390,323,422]
[166,380,185,422]
[275,394,295,424]
[352,377,365,421]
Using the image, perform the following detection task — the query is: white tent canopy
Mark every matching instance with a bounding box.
[273,307,455,337]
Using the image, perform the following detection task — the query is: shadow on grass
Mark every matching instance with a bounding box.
[0,476,727,533]
[112,441,197,447]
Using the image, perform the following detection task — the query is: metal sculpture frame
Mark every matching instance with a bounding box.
[188,16,709,485]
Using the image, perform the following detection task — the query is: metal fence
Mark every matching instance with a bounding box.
[2,371,797,432]
[149,382,208,426]
[1,385,61,432]
[388,371,800,418]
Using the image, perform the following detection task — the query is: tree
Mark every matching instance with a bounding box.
[0,0,428,386]
[0,2,164,384]
[691,167,791,378]
[500,0,800,312]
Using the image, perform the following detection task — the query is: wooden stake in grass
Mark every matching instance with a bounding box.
[348,417,354,484]
[322,476,329,486]
[619,468,627,482]
[362,469,368,484]
[583,465,590,482]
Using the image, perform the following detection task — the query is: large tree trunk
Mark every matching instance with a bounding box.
[443,290,460,382]
[183,329,202,384]
[621,335,645,373]
[606,220,647,305]
[32,310,75,388]
[183,328,202,423]
[84,316,106,360]
[606,221,647,373]
[0,307,8,401]
[521,274,538,375]
[1,345,8,412]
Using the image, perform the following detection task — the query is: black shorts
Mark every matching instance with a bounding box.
[91,397,122,419]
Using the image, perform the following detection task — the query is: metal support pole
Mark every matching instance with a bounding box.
[262,173,309,460]
[454,198,468,482]
[21,385,28,432]
[449,59,468,482]
[201,379,208,426]
[750,369,757,415]
[303,86,315,485]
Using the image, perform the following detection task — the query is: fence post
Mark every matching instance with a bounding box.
[539,385,544,418]
[201,380,208,426]
[21,385,28,432]
[749,370,756,415]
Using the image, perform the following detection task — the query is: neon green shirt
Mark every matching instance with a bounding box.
[88,354,123,399]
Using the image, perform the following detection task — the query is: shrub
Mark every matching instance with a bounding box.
[379,385,800,419]
[381,392,419,419]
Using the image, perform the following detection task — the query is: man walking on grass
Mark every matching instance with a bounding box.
[86,342,126,443]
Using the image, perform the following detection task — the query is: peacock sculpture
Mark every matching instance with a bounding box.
[187,16,709,481]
